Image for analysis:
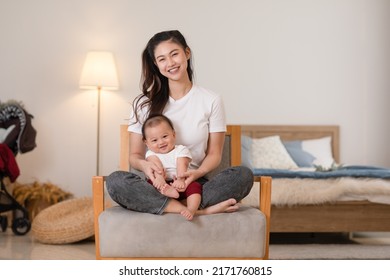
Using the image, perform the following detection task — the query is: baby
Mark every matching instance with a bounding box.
[142,114,202,220]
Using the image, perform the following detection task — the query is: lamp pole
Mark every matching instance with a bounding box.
[96,86,101,176]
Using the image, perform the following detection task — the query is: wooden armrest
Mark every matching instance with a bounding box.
[255,176,272,215]
[92,175,105,259]
[254,175,272,260]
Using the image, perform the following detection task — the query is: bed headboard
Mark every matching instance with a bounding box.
[240,125,340,163]
[120,124,340,168]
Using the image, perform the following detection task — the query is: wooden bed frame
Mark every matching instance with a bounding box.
[240,125,390,233]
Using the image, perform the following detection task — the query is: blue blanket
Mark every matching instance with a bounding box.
[252,165,390,179]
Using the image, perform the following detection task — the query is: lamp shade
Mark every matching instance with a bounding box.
[79,51,119,90]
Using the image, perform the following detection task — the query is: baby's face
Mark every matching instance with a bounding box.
[144,122,176,154]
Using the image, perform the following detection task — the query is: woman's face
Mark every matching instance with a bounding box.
[154,40,190,82]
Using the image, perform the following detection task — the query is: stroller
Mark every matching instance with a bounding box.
[0,100,37,235]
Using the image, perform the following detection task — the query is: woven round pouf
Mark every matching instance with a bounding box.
[31,197,94,244]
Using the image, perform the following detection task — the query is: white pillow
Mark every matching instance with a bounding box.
[0,124,16,143]
[252,135,298,169]
[301,136,335,168]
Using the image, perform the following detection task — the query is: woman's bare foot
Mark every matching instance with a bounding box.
[197,198,239,215]
[160,184,179,198]
[180,208,194,221]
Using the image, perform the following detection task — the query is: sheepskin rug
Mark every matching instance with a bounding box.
[242,177,390,208]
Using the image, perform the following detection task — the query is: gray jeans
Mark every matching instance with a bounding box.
[106,166,254,214]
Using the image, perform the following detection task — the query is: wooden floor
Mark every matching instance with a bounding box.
[0,231,95,260]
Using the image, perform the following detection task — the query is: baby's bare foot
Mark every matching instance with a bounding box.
[180,209,194,221]
[160,185,179,198]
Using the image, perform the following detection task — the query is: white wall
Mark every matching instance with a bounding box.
[1,0,389,197]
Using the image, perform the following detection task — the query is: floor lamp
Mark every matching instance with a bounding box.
[79,51,119,175]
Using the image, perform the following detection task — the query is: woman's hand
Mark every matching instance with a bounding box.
[180,169,203,187]
[141,160,164,182]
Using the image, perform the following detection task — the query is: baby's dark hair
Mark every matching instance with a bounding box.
[141,114,175,140]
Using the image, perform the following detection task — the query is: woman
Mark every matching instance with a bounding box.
[106,30,253,216]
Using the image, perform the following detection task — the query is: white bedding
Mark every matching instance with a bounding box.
[242,177,390,207]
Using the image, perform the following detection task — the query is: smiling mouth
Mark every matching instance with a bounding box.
[168,66,179,73]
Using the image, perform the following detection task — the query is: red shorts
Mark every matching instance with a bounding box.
[147,179,202,199]
[178,181,202,200]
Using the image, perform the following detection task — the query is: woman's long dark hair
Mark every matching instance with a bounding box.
[132,30,194,123]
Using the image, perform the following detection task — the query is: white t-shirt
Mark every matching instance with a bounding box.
[145,145,192,179]
[129,85,226,168]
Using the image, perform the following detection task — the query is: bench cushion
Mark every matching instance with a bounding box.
[98,205,266,258]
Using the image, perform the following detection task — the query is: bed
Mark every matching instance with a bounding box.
[239,125,390,233]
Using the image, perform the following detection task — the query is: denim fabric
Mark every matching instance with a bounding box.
[106,166,254,214]
[106,171,169,214]
[200,166,254,208]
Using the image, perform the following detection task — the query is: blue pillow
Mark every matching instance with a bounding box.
[241,135,254,169]
[283,140,316,167]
